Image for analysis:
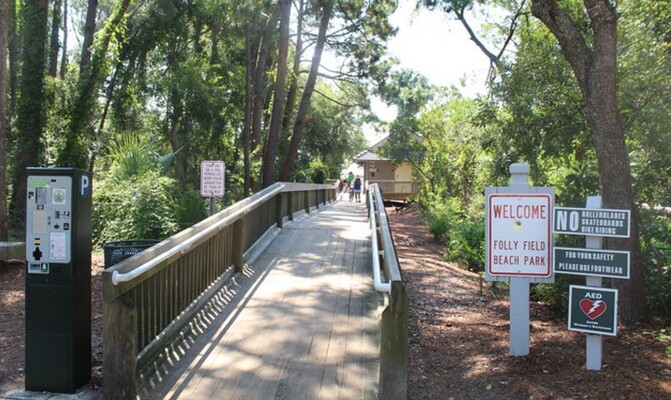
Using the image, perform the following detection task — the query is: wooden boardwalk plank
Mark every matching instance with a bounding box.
[149,202,380,400]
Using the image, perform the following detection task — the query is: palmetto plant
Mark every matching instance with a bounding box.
[107,134,182,179]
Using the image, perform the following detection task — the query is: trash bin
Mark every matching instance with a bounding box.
[103,240,160,269]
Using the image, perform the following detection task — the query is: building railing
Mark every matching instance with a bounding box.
[367,180,418,198]
[367,183,408,399]
[102,182,337,399]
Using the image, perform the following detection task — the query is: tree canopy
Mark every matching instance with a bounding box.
[2,0,671,323]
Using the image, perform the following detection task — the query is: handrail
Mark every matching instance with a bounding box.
[111,183,285,286]
[368,182,408,400]
[103,181,337,399]
[368,186,391,293]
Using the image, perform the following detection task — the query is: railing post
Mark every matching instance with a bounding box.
[304,191,310,214]
[103,294,138,400]
[233,218,245,273]
[379,280,409,399]
[287,191,294,221]
[275,193,284,229]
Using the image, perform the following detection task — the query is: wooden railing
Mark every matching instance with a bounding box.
[368,180,418,200]
[102,182,337,399]
[368,183,408,399]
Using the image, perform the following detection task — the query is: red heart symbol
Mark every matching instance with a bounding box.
[579,299,607,320]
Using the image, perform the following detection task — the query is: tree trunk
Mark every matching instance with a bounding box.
[281,0,304,139]
[10,0,50,227]
[166,46,188,187]
[59,0,68,80]
[261,0,291,188]
[57,0,131,168]
[0,0,9,241]
[279,0,333,181]
[243,30,253,196]
[251,6,279,157]
[8,0,19,116]
[210,18,220,65]
[531,0,645,323]
[48,0,62,77]
[80,0,97,70]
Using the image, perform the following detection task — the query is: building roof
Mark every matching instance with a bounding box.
[353,136,389,162]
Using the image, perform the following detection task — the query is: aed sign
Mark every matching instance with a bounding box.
[486,194,553,278]
[200,160,225,197]
[554,207,630,238]
[568,285,618,336]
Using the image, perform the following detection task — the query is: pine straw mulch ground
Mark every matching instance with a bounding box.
[0,255,104,395]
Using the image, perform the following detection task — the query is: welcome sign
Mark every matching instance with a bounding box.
[486,193,553,278]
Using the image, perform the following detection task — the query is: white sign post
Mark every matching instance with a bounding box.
[200,160,225,215]
[553,196,629,371]
[485,163,554,356]
[584,196,604,370]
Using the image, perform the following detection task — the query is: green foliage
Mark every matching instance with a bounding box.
[93,170,181,247]
[639,210,671,318]
[292,170,309,183]
[423,196,485,272]
[309,160,328,184]
[481,17,590,187]
[655,328,671,357]
[107,134,157,179]
[424,196,461,242]
[619,0,671,207]
[294,82,369,179]
[175,190,208,230]
[530,275,583,317]
[428,217,449,243]
[445,218,485,273]
[93,133,207,246]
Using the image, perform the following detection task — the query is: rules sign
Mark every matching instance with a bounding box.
[486,194,553,278]
[200,160,225,197]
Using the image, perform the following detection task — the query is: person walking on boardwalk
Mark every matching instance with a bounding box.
[352,175,362,202]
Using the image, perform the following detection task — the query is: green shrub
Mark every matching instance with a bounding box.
[175,190,209,229]
[311,165,328,184]
[424,196,462,242]
[107,134,157,179]
[93,170,180,247]
[428,216,450,243]
[639,211,671,318]
[530,275,580,317]
[445,219,485,272]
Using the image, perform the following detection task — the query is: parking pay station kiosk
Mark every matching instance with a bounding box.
[25,168,92,392]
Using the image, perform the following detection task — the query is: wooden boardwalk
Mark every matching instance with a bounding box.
[147,200,381,400]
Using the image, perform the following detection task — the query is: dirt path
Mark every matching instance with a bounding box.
[388,208,671,400]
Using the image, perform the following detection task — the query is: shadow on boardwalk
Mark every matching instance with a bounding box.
[144,201,383,400]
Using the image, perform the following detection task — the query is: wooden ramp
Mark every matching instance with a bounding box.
[147,201,381,400]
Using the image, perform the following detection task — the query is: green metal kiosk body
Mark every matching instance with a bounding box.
[25,168,92,392]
